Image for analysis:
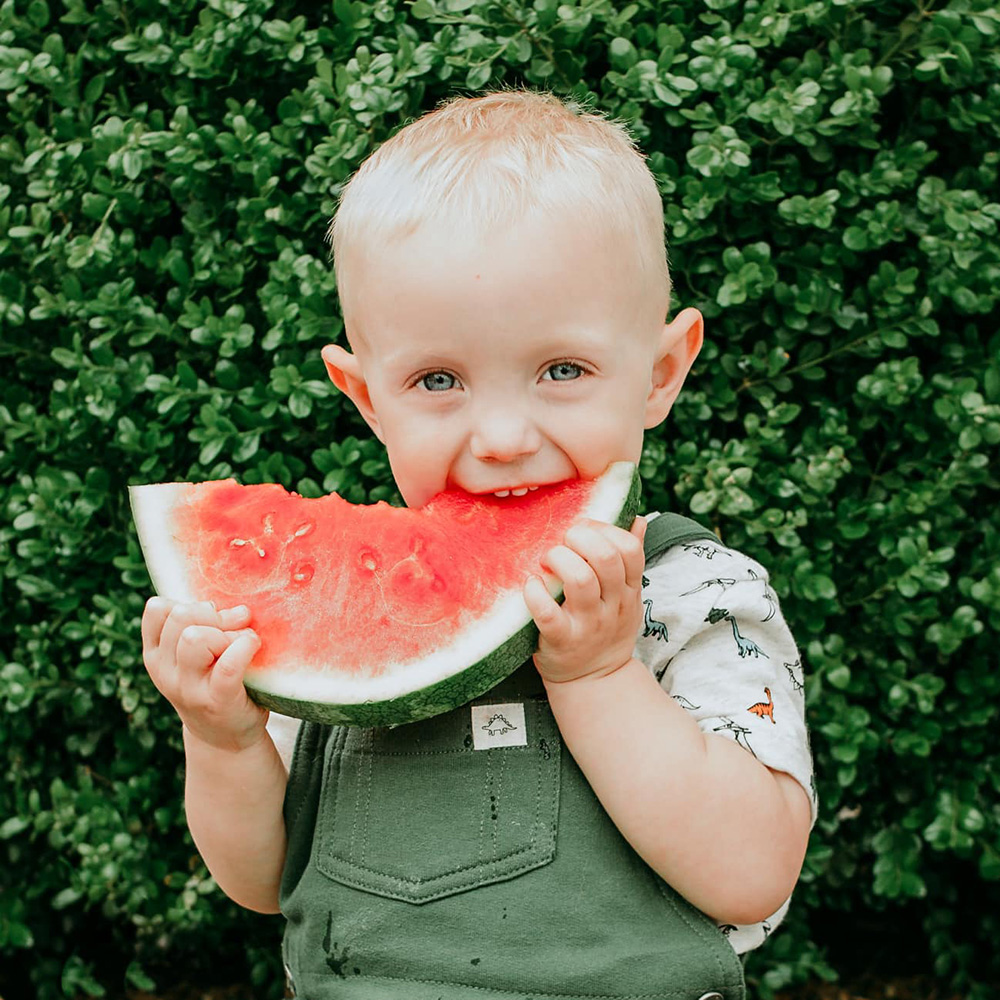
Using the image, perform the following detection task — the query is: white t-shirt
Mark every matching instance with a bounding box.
[266,512,817,955]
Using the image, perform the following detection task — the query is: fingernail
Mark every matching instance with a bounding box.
[233,605,249,616]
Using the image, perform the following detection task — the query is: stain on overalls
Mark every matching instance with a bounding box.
[279,513,746,999]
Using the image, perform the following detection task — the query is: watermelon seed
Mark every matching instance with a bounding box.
[292,521,314,538]
[229,538,248,547]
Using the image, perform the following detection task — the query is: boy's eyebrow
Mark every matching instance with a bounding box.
[380,329,624,369]
[378,347,454,371]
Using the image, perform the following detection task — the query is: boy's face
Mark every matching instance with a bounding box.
[323,211,703,509]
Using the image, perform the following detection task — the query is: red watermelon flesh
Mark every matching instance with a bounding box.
[129,462,640,725]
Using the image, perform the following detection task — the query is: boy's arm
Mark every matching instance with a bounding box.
[183,726,288,915]
[523,517,811,927]
[140,597,288,916]
[544,661,811,926]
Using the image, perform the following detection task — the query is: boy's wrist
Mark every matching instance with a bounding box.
[540,654,639,689]
[182,720,270,757]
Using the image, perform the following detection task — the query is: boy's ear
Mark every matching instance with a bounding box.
[321,343,385,443]
[644,307,704,429]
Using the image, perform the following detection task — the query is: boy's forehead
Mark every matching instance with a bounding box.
[353,206,635,284]
[350,218,645,314]
[340,209,668,364]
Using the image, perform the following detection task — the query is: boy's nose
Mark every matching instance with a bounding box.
[468,408,542,463]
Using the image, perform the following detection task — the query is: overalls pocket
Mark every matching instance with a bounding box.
[314,696,561,903]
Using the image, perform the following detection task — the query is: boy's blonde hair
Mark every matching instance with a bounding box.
[328,88,670,324]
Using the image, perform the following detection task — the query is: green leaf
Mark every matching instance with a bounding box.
[315,58,333,84]
[466,62,493,90]
[52,887,82,910]
[843,227,868,251]
[334,0,356,26]
[409,0,435,18]
[689,490,718,514]
[828,665,851,689]
[125,961,156,991]
[0,815,30,838]
[27,0,50,27]
[288,390,313,419]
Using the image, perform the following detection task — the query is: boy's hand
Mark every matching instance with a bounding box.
[524,515,647,685]
[141,597,268,753]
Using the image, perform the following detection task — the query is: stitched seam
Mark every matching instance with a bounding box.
[317,728,344,858]
[345,728,359,863]
[360,727,374,867]
[652,876,735,994]
[479,745,491,866]
[293,970,701,999]
[337,747,533,757]
[286,723,320,832]
[493,747,502,858]
[322,825,545,886]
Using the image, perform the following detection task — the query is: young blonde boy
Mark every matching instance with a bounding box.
[142,89,815,999]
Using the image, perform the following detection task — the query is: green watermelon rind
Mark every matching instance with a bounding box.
[242,466,641,727]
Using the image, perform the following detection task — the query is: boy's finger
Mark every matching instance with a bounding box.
[523,576,569,642]
[159,601,250,659]
[141,596,174,652]
[564,523,625,596]
[159,601,215,659]
[544,545,602,608]
[623,520,647,590]
[175,624,232,677]
[209,630,261,701]
[597,518,646,590]
[573,519,646,591]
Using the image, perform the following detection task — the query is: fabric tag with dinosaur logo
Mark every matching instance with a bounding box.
[471,703,527,749]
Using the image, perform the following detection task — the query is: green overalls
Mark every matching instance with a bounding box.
[279,513,745,1000]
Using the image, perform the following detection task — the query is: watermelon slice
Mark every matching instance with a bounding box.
[129,462,640,727]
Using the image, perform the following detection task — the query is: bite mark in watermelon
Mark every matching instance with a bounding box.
[129,462,640,727]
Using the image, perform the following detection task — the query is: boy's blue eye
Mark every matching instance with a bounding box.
[420,372,456,391]
[545,362,584,381]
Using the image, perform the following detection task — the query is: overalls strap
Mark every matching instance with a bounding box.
[643,511,720,562]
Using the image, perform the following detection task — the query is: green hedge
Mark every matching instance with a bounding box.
[2,0,999,997]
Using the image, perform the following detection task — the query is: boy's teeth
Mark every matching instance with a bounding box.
[492,486,539,497]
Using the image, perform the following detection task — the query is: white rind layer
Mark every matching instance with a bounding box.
[128,462,636,706]
[129,482,201,600]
